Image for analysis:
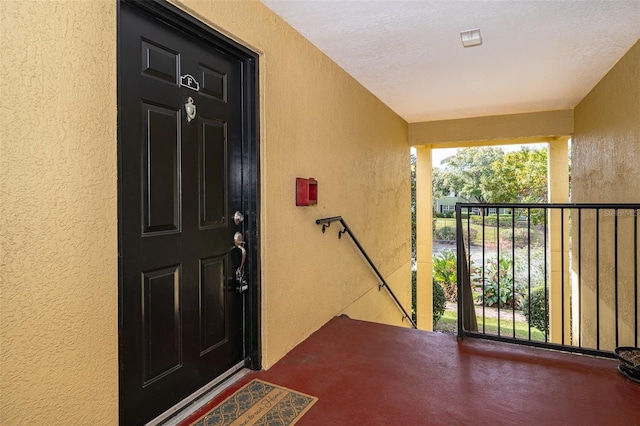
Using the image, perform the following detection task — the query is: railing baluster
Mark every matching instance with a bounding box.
[527,207,532,341]
[482,211,486,334]
[578,208,582,349]
[596,209,600,350]
[456,204,464,338]
[635,209,639,349]
[561,207,565,345]
[512,210,516,339]
[466,208,473,333]
[614,208,619,348]
[497,212,501,336]
[467,210,472,274]
[544,207,548,343]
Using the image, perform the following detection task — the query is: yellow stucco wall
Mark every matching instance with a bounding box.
[572,40,640,349]
[409,109,574,147]
[573,40,639,203]
[1,0,410,422]
[547,139,571,344]
[170,0,411,367]
[415,147,434,331]
[1,1,118,424]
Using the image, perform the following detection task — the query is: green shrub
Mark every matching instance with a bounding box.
[473,256,524,308]
[433,250,457,302]
[434,226,456,241]
[462,226,478,242]
[433,279,446,326]
[471,214,515,227]
[523,286,549,334]
[412,270,417,323]
[513,246,547,289]
[444,211,454,218]
[482,215,499,227]
[496,213,515,220]
[470,215,483,225]
[479,279,521,308]
[499,228,544,248]
[513,229,531,246]
[411,272,448,327]
[453,212,470,219]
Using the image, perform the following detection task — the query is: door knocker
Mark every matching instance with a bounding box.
[184,97,196,122]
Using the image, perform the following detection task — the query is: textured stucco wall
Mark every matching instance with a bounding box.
[1,4,410,422]
[1,0,410,421]
[170,0,411,368]
[409,109,574,147]
[1,1,118,424]
[415,147,433,331]
[573,40,640,203]
[572,40,640,348]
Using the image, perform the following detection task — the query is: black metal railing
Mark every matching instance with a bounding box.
[316,216,417,328]
[455,203,639,358]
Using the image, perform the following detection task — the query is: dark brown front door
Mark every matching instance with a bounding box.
[118,2,258,424]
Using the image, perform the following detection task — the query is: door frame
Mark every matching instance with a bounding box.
[116,0,261,404]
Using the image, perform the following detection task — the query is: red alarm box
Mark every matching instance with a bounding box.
[296,178,318,206]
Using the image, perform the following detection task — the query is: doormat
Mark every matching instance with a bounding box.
[189,379,318,426]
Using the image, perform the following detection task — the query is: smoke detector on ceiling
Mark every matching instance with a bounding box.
[460,29,482,48]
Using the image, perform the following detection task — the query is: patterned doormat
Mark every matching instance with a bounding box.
[189,379,318,426]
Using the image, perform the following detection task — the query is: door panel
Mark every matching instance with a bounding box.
[143,103,182,234]
[142,265,182,385]
[200,256,228,353]
[200,119,227,227]
[141,40,179,84]
[199,64,228,102]
[118,2,257,424]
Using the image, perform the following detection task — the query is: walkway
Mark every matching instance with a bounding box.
[179,316,639,425]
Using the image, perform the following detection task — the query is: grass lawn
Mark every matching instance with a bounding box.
[435,309,547,341]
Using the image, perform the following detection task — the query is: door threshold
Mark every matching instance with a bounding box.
[146,361,250,426]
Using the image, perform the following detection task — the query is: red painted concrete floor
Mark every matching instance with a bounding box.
[181,317,640,426]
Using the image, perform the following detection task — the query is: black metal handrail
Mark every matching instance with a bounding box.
[316,216,417,328]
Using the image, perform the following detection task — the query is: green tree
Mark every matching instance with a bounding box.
[485,147,548,203]
[432,167,452,200]
[435,146,549,207]
[439,147,504,202]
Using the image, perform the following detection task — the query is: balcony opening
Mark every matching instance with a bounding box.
[413,141,638,357]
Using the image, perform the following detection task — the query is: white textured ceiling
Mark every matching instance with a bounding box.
[261,0,640,123]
